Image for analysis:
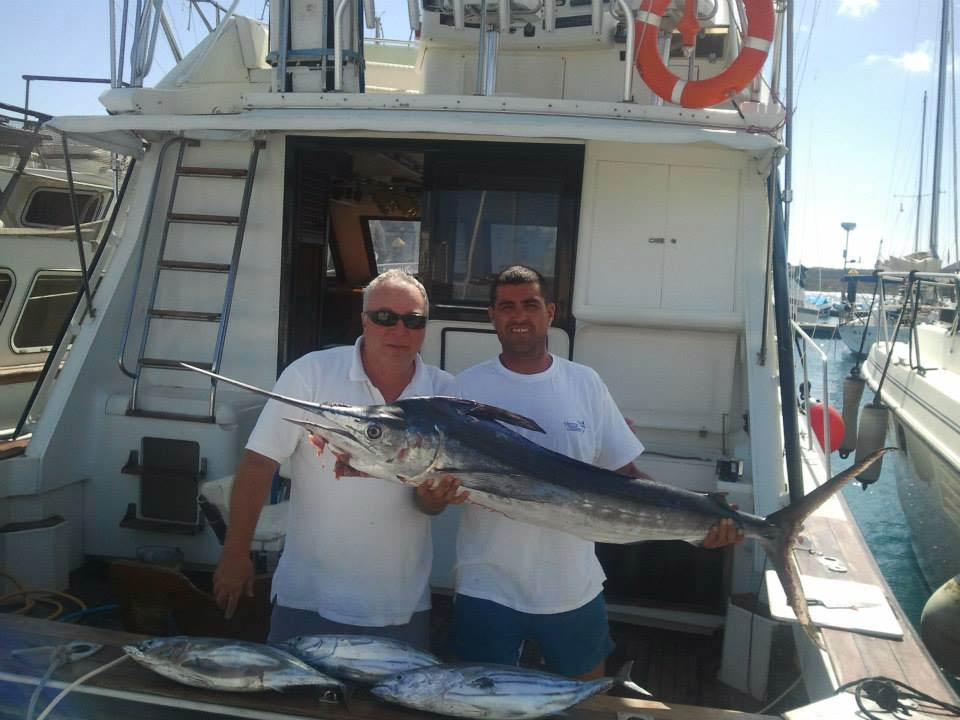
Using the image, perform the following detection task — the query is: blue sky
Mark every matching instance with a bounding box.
[2,0,957,269]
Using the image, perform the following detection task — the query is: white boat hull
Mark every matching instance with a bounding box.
[863,326,960,590]
[892,418,960,589]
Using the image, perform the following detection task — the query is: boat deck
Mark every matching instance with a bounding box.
[0,614,779,720]
[792,442,959,704]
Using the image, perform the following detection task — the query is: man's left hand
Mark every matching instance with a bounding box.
[703,518,745,549]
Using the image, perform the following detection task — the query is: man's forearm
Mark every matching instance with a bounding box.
[222,450,280,557]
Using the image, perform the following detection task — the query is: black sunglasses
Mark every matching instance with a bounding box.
[365,309,428,330]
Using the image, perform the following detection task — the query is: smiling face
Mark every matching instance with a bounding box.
[489,282,556,369]
[360,281,427,368]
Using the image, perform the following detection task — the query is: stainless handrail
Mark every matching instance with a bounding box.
[876,270,960,284]
[334,0,352,91]
[615,0,635,102]
[208,139,265,417]
[544,0,555,31]
[61,134,96,319]
[277,0,290,91]
[476,0,489,93]
[118,137,183,379]
[792,320,832,479]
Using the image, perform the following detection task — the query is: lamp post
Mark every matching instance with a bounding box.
[841,221,857,272]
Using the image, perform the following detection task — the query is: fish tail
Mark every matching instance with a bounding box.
[613,660,651,697]
[760,447,894,648]
[337,680,358,711]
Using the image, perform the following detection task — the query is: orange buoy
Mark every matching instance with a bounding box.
[634,0,775,108]
[808,402,845,453]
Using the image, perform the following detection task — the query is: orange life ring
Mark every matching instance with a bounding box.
[634,0,775,108]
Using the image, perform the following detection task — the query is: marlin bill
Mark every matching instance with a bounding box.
[181,364,891,646]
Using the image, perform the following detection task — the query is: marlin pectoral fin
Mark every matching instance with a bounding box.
[440,398,545,433]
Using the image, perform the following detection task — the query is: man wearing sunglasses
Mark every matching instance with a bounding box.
[213,269,465,649]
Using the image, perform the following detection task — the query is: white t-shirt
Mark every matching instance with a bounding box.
[246,338,453,626]
[450,355,643,614]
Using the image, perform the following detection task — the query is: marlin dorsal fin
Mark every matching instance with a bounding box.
[441,398,545,433]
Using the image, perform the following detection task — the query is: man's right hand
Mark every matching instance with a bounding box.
[213,550,255,620]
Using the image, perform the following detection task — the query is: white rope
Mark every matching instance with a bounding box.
[34,655,130,720]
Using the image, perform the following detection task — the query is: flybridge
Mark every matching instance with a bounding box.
[97,0,785,115]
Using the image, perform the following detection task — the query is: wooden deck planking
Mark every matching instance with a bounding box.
[792,492,957,701]
[0,614,778,720]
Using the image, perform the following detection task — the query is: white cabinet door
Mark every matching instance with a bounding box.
[661,165,739,312]
[584,160,668,310]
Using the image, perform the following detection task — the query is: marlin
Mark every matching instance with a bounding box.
[183,364,891,647]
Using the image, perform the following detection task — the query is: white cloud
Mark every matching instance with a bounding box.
[865,44,934,73]
[838,0,879,17]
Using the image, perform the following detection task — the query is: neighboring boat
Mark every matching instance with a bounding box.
[857,0,960,597]
[838,258,939,356]
[0,0,955,716]
[788,265,835,336]
[862,274,960,590]
[0,104,120,435]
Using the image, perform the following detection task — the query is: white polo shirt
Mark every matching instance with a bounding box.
[246,338,453,626]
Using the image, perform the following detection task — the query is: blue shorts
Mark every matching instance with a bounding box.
[268,605,431,651]
[450,592,614,677]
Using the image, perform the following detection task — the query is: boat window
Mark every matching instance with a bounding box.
[367,218,420,274]
[0,271,12,322]
[421,146,582,327]
[11,271,82,353]
[438,193,559,305]
[22,188,104,228]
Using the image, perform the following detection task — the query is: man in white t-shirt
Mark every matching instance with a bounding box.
[213,269,465,648]
[448,265,743,678]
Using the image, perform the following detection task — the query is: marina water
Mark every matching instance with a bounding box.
[800,336,930,629]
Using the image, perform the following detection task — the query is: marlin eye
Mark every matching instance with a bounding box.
[366,424,383,440]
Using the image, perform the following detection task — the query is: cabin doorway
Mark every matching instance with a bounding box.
[279,137,582,373]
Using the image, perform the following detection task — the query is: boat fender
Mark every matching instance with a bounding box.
[853,402,888,487]
[920,575,960,677]
[839,374,866,458]
[808,402,845,454]
[634,0,775,108]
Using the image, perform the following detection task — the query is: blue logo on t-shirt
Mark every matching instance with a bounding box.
[563,420,586,433]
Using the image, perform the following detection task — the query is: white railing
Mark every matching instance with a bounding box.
[792,320,832,479]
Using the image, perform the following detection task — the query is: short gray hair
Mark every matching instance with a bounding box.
[363,269,429,314]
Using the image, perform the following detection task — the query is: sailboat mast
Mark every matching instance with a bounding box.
[930,0,951,259]
[916,91,927,253]
[951,0,959,266]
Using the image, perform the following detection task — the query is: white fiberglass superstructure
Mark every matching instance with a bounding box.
[0,0,955,716]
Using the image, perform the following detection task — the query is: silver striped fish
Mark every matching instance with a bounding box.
[278,634,440,683]
[371,664,614,719]
[122,636,345,693]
